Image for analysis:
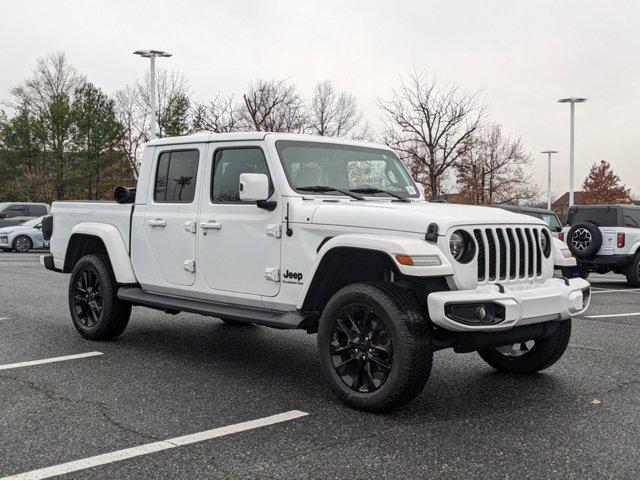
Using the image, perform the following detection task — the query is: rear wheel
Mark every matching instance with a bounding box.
[625,253,640,287]
[478,320,571,374]
[68,254,131,340]
[317,282,433,412]
[13,236,32,253]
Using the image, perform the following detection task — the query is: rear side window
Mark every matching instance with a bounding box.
[211,148,272,203]
[539,213,562,232]
[624,209,640,228]
[29,205,48,216]
[154,150,199,203]
[568,208,617,227]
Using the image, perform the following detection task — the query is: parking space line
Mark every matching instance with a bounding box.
[2,410,309,480]
[584,312,640,319]
[590,288,640,294]
[0,352,103,371]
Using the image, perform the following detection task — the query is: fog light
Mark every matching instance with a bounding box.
[445,302,506,326]
[475,305,487,321]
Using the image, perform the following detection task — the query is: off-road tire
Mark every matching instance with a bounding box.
[317,282,433,412]
[12,235,32,253]
[478,320,571,374]
[68,254,131,340]
[566,223,602,259]
[625,253,640,287]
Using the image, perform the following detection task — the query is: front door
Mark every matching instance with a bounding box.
[143,146,202,287]
[197,144,282,297]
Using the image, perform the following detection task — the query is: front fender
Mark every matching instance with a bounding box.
[69,223,137,283]
[552,237,576,268]
[297,234,453,309]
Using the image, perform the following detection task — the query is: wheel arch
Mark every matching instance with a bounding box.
[298,234,452,312]
[63,223,136,284]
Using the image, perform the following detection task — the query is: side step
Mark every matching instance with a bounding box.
[117,287,315,330]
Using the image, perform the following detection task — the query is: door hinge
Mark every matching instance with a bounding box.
[266,224,282,238]
[184,260,196,273]
[184,220,197,234]
[264,267,280,282]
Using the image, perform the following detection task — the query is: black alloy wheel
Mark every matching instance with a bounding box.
[72,267,104,328]
[329,303,394,393]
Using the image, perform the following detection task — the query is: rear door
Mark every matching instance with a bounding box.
[143,145,203,287]
[196,143,282,297]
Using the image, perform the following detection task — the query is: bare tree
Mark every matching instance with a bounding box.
[136,68,191,138]
[191,94,247,133]
[454,124,538,205]
[379,72,486,199]
[10,52,85,198]
[242,79,307,132]
[309,80,362,137]
[114,85,148,177]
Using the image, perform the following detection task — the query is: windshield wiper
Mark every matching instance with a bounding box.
[297,185,365,200]
[349,187,411,203]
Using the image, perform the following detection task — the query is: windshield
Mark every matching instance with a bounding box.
[20,216,43,228]
[538,213,562,232]
[275,141,420,199]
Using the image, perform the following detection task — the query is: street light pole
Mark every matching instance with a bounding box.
[558,97,587,207]
[541,150,558,210]
[133,50,172,140]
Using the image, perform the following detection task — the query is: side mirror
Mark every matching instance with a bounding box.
[239,173,269,202]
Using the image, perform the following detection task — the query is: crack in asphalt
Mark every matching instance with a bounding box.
[0,373,161,443]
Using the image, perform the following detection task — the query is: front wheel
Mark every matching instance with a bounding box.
[68,254,131,340]
[478,320,571,374]
[13,236,32,253]
[317,282,433,412]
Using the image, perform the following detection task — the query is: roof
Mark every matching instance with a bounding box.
[568,204,640,211]
[145,131,390,150]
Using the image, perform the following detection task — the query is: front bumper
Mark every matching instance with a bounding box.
[427,277,590,332]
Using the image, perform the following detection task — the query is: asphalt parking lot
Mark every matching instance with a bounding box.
[1,252,640,479]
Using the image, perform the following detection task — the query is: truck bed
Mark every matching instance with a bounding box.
[49,201,133,268]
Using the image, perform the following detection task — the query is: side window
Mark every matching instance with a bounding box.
[5,205,27,218]
[211,148,272,203]
[154,150,199,203]
[29,205,48,216]
[624,209,640,228]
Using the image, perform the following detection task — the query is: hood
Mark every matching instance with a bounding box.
[0,224,30,234]
[311,201,546,235]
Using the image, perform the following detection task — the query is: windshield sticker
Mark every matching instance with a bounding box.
[405,186,416,195]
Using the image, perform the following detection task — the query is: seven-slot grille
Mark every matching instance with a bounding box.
[472,227,544,282]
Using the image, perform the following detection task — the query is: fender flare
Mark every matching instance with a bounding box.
[68,223,137,283]
[552,237,577,268]
[297,234,453,309]
[627,241,640,256]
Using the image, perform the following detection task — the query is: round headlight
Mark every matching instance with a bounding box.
[449,232,465,260]
[541,229,551,258]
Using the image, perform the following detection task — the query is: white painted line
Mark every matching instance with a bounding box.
[584,312,640,319]
[590,288,640,294]
[0,317,9,321]
[2,410,309,480]
[0,352,103,371]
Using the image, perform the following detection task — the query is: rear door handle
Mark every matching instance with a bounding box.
[147,218,167,227]
[200,220,222,231]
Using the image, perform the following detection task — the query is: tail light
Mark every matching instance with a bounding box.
[617,232,625,248]
[558,232,564,242]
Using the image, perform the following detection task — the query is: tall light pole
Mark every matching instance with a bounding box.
[558,97,587,207]
[133,50,172,140]
[541,150,558,210]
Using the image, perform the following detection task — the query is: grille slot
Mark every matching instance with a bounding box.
[472,226,543,283]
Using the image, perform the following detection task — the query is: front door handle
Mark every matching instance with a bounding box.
[147,218,167,227]
[200,220,222,231]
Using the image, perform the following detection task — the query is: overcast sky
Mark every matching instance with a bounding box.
[1,0,638,198]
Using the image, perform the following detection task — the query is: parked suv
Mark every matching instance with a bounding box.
[41,132,588,411]
[494,205,563,237]
[0,203,50,228]
[560,205,640,285]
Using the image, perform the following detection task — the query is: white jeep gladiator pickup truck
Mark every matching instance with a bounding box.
[41,132,590,411]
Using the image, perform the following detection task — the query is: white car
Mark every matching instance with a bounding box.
[0,216,49,253]
[41,132,589,411]
[560,204,640,285]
